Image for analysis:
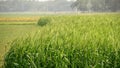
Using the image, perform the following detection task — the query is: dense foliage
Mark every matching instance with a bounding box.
[37,17,51,26]
[4,14,120,68]
[72,0,120,12]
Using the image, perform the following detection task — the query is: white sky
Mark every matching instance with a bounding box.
[37,0,76,2]
[67,0,76,1]
[38,0,53,1]
[0,0,76,2]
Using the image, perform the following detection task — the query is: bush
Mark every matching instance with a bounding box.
[37,17,51,26]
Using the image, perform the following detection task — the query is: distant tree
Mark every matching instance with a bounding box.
[71,0,88,11]
[72,0,120,12]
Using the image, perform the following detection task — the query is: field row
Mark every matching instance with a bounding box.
[0,17,40,22]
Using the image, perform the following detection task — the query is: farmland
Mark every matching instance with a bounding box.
[0,13,41,67]
[0,13,120,68]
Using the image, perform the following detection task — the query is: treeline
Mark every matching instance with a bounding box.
[0,0,120,12]
[0,0,73,12]
[72,0,120,12]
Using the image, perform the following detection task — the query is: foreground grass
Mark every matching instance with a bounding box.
[3,13,120,68]
[0,25,40,67]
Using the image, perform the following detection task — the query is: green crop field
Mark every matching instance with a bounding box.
[0,13,120,68]
[0,13,41,67]
[0,25,40,67]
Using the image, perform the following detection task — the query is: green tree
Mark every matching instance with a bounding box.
[72,0,88,11]
[72,0,120,12]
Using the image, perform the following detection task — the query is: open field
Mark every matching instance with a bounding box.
[0,13,120,68]
[0,14,40,25]
[0,13,43,67]
[0,25,40,67]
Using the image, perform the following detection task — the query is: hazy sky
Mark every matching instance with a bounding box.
[0,0,76,2]
[37,0,76,2]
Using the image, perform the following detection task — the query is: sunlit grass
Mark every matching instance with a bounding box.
[3,13,120,68]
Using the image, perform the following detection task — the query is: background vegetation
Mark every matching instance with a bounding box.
[0,0,119,12]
